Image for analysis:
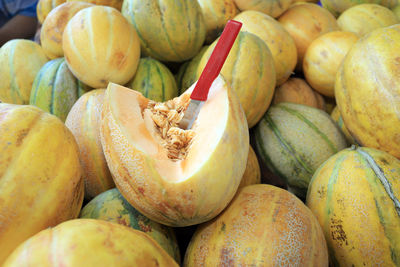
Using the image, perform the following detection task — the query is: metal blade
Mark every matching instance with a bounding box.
[179,100,204,130]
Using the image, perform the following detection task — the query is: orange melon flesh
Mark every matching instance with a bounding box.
[107,79,228,182]
[101,76,248,226]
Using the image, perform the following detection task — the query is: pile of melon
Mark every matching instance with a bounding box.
[0,0,399,265]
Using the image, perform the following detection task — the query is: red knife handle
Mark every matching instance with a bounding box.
[190,20,242,101]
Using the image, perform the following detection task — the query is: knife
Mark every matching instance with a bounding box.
[179,20,242,130]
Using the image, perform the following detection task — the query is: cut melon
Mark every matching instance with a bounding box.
[100,76,249,226]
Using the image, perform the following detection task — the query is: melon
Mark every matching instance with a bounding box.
[278,3,339,71]
[3,219,178,266]
[233,10,297,85]
[330,106,356,145]
[238,146,261,189]
[0,40,48,104]
[122,0,206,62]
[36,0,66,24]
[197,31,276,128]
[80,188,180,263]
[197,0,239,44]
[0,104,84,264]
[335,24,400,159]
[273,77,326,110]
[321,0,398,17]
[393,4,400,19]
[184,184,328,266]
[176,46,209,94]
[65,89,114,199]
[303,31,359,97]
[100,76,249,226]
[234,0,295,18]
[62,6,141,88]
[307,146,400,266]
[67,0,123,10]
[40,1,94,59]
[254,102,347,199]
[337,4,399,37]
[30,58,90,122]
[125,57,178,102]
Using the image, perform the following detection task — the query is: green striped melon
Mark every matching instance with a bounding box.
[197,31,276,128]
[30,58,91,122]
[321,0,398,17]
[65,89,114,200]
[125,57,178,102]
[234,0,295,18]
[175,46,208,94]
[254,103,348,199]
[80,188,181,263]
[0,40,49,104]
[306,146,400,266]
[330,106,356,145]
[122,0,206,62]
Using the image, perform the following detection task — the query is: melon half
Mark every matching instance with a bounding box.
[100,76,249,226]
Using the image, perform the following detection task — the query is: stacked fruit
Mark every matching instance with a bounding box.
[0,0,399,266]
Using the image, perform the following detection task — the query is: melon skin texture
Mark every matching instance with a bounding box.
[254,102,348,199]
[321,0,398,17]
[80,188,181,263]
[335,24,400,159]
[125,57,178,102]
[100,76,249,227]
[65,89,115,199]
[40,1,94,59]
[233,10,297,86]
[307,146,400,266]
[303,31,359,97]
[122,0,206,62]
[62,6,141,88]
[67,0,123,10]
[234,0,295,18]
[30,57,89,122]
[330,106,356,145]
[3,219,178,267]
[0,104,84,265]
[337,4,399,37]
[197,31,276,128]
[238,146,261,189]
[0,40,49,104]
[37,0,66,24]
[184,184,329,266]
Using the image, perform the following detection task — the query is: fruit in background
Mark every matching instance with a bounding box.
[337,4,399,37]
[125,57,178,102]
[122,0,206,62]
[63,6,140,88]
[393,4,400,19]
[335,24,400,159]
[234,11,297,85]
[67,0,123,10]
[176,46,209,94]
[278,3,339,71]
[0,104,84,264]
[254,103,347,199]
[303,31,358,97]
[3,219,178,267]
[65,89,114,199]
[80,188,181,263]
[184,184,328,266]
[330,106,356,145]
[0,40,48,104]
[40,2,94,59]
[238,146,261,189]
[234,0,295,18]
[30,58,90,122]
[197,0,239,44]
[36,0,66,24]
[197,31,276,128]
[321,0,398,17]
[307,146,400,266]
[272,77,326,110]
[100,77,249,226]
